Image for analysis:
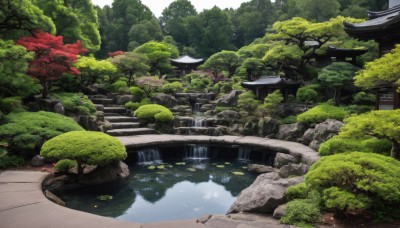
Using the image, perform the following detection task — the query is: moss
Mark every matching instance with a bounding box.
[297,103,348,123]
[0,111,84,154]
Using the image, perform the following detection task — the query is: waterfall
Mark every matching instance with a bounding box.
[191,117,206,127]
[185,146,209,160]
[137,148,162,165]
[238,148,251,162]
[193,103,201,112]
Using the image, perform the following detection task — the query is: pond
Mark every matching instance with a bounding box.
[55,146,275,223]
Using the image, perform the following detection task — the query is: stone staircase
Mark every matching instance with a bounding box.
[90,95,155,136]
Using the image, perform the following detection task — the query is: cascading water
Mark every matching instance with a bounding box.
[137,148,162,165]
[185,146,209,160]
[237,148,251,162]
[191,117,206,127]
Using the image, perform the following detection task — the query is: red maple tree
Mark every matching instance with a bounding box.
[108,50,124,58]
[17,32,87,98]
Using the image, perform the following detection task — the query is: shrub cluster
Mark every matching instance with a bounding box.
[52,93,96,115]
[297,103,348,123]
[54,159,77,172]
[125,98,151,111]
[161,82,183,94]
[129,86,146,102]
[134,104,173,124]
[319,136,391,156]
[0,111,84,154]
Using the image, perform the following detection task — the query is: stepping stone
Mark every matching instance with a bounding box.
[103,106,126,114]
[90,98,114,105]
[110,122,140,129]
[105,116,138,123]
[107,128,155,136]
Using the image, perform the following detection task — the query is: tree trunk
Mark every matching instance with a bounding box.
[334,87,340,106]
[77,160,84,182]
[391,140,400,160]
[41,81,49,98]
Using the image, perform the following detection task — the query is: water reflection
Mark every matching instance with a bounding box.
[57,160,256,222]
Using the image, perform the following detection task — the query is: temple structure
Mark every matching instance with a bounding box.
[171,55,204,76]
[311,46,368,67]
[241,76,300,101]
[344,1,400,110]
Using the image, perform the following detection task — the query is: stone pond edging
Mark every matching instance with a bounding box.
[116,134,319,165]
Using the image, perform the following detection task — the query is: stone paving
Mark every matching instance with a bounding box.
[0,135,312,228]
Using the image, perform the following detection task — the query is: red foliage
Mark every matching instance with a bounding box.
[16,32,87,97]
[108,51,124,57]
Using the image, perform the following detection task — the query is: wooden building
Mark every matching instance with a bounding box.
[311,46,368,67]
[171,55,204,76]
[241,76,300,101]
[344,2,400,110]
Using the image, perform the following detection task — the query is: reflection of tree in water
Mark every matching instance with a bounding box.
[56,182,136,217]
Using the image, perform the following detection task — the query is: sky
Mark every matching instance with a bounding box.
[92,0,251,17]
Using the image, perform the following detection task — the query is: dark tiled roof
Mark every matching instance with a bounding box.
[344,11,400,33]
[242,76,282,86]
[327,46,368,55]
[368,5,400,19]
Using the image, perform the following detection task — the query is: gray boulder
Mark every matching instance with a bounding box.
[228,172,303,214]
[273,204,287,219]
[274,153,299,168]
[217,90,243,107]
[79,161,130,185]
[53,103,65,115]
[31,155,45,167]
[217,110,240,119]
[44,190,65,206]
[257,117,280,137]
[151,93,178,108]
[275,122,308,141]
[117,95,134,105]
[279,163,310,178]
[300,128,315,145]
[309,119,343,150]
[248,164,276,173]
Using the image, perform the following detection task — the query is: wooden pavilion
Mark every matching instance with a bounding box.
[344,1,400,110]
[241,76,300,101]
[311,46,368,67]
[171,55,204,76]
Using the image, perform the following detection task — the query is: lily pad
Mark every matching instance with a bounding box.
[232,171,245,176]
[156,172,167,175]
[97,195,113,201]
[175,162,186,165]
[224,162,231,165]
[242,166,248,169]
[147,166,156,170]
[157,165,165,169]
[216,165,225,168]
[187,168,196,172]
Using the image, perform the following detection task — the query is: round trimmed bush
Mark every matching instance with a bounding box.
[297,103,348,123]
[0,111,84,154]
[134,104,173,124]
[54,159,77,172]
[41,131,127,175]
[161,82,183,94]
[129,86,146,102]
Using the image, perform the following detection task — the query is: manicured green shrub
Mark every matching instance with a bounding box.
[52,93,96,115]
[41,131,127,176]
[305,152,400,216]
[0,149,24,169]
[0,111,84,154]
[286,182,308,200]
[297,103,348,123]
[280,198,321,227]
[129,86,146,102]
[54,159,77,172]
[345,104,374,114]
[353,91,376,105]
[161,82,183,94]
[296,86,318,104]
[280,115,297,124]
[134,104,173,124]
[125,98,151,111]
[257,90,283,117]
[0,97,26,114]
[237,91,261,113]
[109,80,129,93]
[319,136,391,156]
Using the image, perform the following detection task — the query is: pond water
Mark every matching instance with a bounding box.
[56,159,258,223]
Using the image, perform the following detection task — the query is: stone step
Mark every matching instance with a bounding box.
[110,122,140,129]
[103,106,126,114]
[90,98,114,105]
[105,116,138,123]
[107,128,156,136]
[88,94,108,99]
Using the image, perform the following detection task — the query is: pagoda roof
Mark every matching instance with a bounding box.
[326,46,368,55]
[241,76,299,87]
[368,5,400,19]
[344,9,400,35]
[171,55,203,64]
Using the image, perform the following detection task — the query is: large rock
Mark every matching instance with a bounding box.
[151,93,178,108]
[31,155,45,167]
[279,163,310,178]
[228,172,303,214]
[308,119,343,150]
[273,204,287,219]
[275,122,308,141]
[216,110,240,126]
[44,190,65,206]
[117,95,134,105]
[300,128,315,145]
[257,117,280,137]
[248,164,276,173]
[217,90,243,107]
[274,153,299,168]
[53,103,65,115]
[79,161,130,185]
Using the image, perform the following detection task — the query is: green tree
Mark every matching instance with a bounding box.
[160,0,197,47]
[237,91,262,113]
[135,76,165,98]
[338,110,400,159]
[133,41,179,76]
[74,56,117,86]
[296,85,318,104]
[128,19,163,50]
[203,51,242,78]
[297,0,340,22]
[0,39,41,97]
[257,90,284,117]
[240,58,265,81]
[318,62,358,105]
[162,82,183,94]
[111,52,150,87]
[41,131,127,177]
[0,0,56,39]
[355,45,400,90]
[35,0,101,52]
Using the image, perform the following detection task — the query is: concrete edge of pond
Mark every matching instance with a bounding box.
[117,134,319,165]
